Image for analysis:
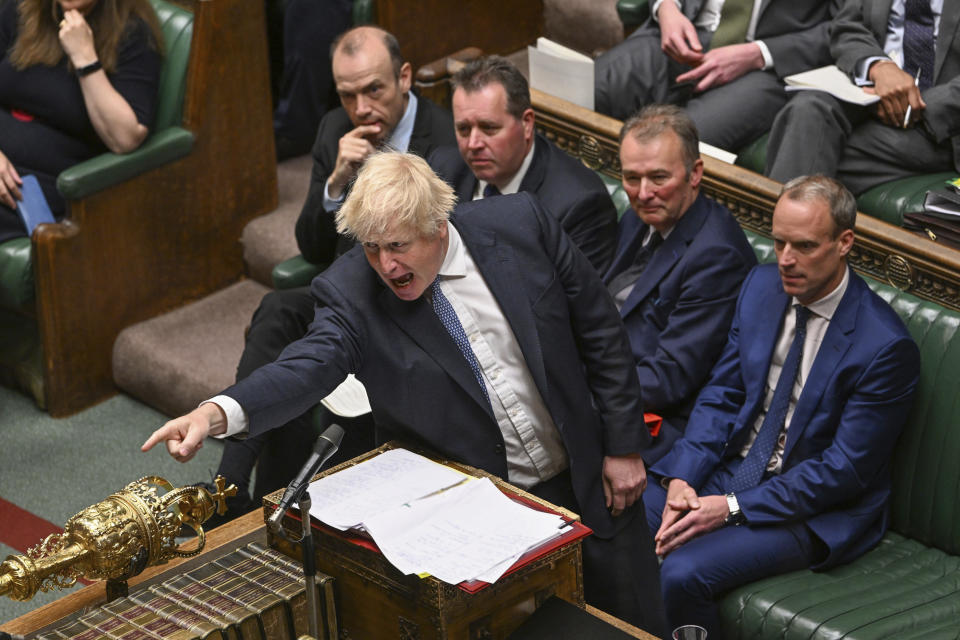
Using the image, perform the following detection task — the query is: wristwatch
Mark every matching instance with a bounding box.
[725,493,745,526]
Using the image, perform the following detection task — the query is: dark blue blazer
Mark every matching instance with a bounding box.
[225,192,648,538]
[652,264,921,568]
[428,133,618,274]
[604,193,756,463]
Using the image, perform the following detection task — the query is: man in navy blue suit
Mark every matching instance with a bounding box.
[605,105,756,464]
[428,56,618,274]
[642,175,921,635]
[144,152,668,636]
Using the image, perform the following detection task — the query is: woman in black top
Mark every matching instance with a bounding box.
[0,0,162,242]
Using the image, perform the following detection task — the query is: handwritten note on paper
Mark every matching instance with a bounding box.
[307,448,468,530]
[364,478,565,585]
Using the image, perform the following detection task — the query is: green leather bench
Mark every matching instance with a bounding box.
[599,171,960,639]
[0,0,194,407]
[719,265,960,639]
[735,135,958,228]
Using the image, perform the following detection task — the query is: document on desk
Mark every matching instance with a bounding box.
[307,448,468,530]
[363,477,566,585]
[307,448,569,585]
[784,65,880,106]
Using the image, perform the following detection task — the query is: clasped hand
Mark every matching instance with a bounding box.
[658,1,763,93]
[58,9,98,69]
[654,478,728,556]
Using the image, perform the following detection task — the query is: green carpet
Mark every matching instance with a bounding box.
[0,386,225,625]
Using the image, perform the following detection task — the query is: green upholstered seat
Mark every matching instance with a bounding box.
[734,135,959,228]
[0,0,195,407]
[718,244,960,639]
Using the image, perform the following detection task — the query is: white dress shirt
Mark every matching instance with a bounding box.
[436,225,568,488]
[738,267,850,472]
[855,0,944,85]
[212,224,569,488]
[471,141,536,200]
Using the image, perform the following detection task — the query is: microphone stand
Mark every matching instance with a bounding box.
[297,492,320,640]
[273,486,321,640]
[267,423,344,639]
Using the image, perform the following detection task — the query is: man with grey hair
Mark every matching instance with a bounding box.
[429,55,618,273]
[640,175,920,635]
[605,104,756,464]
[145,152,669,637]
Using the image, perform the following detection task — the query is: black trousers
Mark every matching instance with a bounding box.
[530,470,669,639]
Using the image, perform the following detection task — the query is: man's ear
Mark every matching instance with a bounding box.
[688,158,704,189]
[837,228,855,256]
[398,61,413,94]
[521,108,536,141]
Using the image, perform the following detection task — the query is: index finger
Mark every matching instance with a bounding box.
[347,124,382,138]
[141,424,176,452]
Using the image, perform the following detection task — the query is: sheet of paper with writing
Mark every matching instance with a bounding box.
[362,478,565,584]
[307,448,469,530]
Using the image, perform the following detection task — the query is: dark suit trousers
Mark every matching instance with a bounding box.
[643,462,819,636]
[766,90,954,195]
[215,287,375,505]
[531,471,669,639]
[594,26,789,151]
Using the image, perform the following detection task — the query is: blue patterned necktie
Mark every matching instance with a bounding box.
[429,280,491,405]
[903,0,935,91]
[483,184,501,198]
[729,305,811,493]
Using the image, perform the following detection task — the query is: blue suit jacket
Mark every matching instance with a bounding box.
[652,264,920,568]
[428,133,618,274]
[604,194,756,463]
[224,192,648,538]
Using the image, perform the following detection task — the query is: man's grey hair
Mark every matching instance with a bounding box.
[781,175,857,236]
[619,104,700,176]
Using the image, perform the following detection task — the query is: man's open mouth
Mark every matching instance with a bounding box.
[392,274,414,288]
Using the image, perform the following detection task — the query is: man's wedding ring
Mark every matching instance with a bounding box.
[59,19,66,28]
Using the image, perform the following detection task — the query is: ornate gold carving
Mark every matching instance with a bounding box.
[0,476,236,601]
[883,254,915,291]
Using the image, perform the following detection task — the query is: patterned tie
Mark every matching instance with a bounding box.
[903,0,935,91]
[429,280,491,405]
[729,305,811,493]
[482,183,501,198]
[710,0,754,49]
[607,231,664,298]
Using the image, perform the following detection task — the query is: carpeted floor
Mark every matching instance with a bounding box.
[0,385,225,624]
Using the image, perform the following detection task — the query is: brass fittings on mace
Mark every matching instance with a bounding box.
[0,475,237,601]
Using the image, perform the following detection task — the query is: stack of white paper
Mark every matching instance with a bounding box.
[307,449,567,584]
[528,37,595,110]
[307,448,468,530]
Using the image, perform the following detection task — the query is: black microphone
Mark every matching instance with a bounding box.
[267,423,345,532]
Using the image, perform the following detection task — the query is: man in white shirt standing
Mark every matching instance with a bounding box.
[641,175,920,634]
[144,152,669,636]
[595,0,838,152]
